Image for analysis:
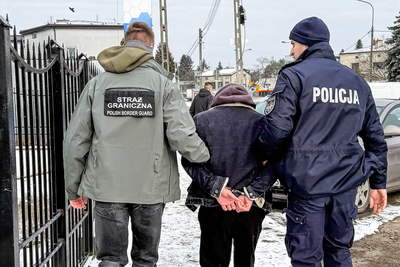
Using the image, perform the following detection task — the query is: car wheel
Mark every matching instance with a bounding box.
[355,180,370,213]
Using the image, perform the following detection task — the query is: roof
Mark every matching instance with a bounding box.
[219,68,237,75]
[198,68,249,77]
[20,22,123,35]
[341,41,392,55]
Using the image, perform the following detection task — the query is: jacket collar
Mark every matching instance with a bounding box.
[279,42,336,73]
[124,40,153,54]
[209,103,255,111]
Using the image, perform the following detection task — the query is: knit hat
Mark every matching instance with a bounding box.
[289,17,330,46]
[211,83,255,108]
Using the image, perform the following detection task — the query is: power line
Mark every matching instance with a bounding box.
[203,0,217,32]
[187,37,199,57]
[343,31,370,52]
[203,0,221,37]
[186,0,221,57]
[342,29,392,53]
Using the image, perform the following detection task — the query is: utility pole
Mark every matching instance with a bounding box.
[356,0,374,82]
[159,0,170,72]
[199,28,203,87]
[233,0,245,87]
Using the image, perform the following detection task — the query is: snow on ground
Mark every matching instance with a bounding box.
[354,205,400,242]
[85,156,400,267]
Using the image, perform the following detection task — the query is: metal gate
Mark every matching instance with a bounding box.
[0,16,102,267]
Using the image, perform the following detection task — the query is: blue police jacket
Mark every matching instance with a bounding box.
[260,42,388,198]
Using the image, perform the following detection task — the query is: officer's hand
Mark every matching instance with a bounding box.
[217,188,238,211]
[70,197,87,209]
[370,189,387,215]
[235,195,253,213]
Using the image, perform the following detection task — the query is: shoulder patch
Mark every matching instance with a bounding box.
[264,95,276,115]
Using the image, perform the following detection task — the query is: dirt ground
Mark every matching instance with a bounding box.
[351,192,400,267]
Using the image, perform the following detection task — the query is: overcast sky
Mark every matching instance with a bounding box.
[3,0,400,70]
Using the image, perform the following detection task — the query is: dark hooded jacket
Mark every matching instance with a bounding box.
[189,88,214,117]
[260,42,387,198]
[182,84,277,212]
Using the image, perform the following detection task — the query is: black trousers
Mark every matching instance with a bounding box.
[198,205,266,267]
[285,189,358,267]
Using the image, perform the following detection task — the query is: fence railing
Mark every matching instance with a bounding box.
[0,15,102,267]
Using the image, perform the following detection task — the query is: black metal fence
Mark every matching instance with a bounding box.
[0,16,102,267]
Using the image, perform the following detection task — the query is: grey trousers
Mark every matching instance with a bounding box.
[95,201,165,267]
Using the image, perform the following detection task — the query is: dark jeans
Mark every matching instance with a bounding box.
[94,201,165,267]
[284,189,358,267]
[198,205,266,267]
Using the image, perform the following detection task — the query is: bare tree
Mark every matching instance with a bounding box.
[355,52,387,81]
[250,57,285,87]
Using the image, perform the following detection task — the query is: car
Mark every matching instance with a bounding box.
[256,97,400,213]
[252,95,271,106]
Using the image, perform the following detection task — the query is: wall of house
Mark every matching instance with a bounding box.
[340,51,388,70]
[339,40,389,82]
[22,27,123,59]
[195,71,250,89]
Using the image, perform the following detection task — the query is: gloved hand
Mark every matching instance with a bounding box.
[70,197,87,209]
[217,188,238,211]
[235,195,253,213]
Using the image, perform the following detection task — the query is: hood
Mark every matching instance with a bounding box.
[197,88,212,97]
[211,83,255,108]
[98,46,153,73]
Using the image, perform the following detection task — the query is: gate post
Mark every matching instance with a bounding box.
[0,15,19,267]
[47,40,69,267]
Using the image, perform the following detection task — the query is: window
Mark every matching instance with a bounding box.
[382,106,400,129]
[355,56,359,59]
[351,63,359,71]
[32,32,37,39]
[373,62,384,69]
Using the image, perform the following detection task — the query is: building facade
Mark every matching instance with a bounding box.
[195,68,251,90]
[339,39,390,82]
[20,20,124,59]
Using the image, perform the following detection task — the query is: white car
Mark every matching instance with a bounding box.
[256,98,400,213]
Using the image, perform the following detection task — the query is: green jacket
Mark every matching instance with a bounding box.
[63,44,210,204]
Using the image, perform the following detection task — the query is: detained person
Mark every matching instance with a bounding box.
[182,83,277,267]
